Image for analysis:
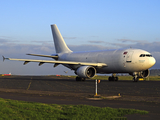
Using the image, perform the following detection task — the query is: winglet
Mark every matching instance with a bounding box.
[2,56,10,61]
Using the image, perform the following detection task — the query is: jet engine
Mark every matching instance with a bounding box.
[130,69,150,78]
[137,69,150,78]
[76,66,96,78]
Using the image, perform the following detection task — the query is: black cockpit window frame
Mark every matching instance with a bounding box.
[139,54,152,57]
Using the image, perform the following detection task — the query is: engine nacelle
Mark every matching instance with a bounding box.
[76,66,96,78]
[137,69,150,78]
[130,69,150,78]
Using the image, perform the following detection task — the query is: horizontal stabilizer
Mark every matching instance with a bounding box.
[2,56,9,61]
[26,54,58,60]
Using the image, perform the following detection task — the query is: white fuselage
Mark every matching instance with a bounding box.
[57,48,156,74]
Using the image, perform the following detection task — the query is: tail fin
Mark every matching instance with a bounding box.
[51,24,72,53]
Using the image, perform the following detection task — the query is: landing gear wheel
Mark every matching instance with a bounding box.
[115,77,118,81]
[133,77,139,82]
[108,76,118,81]
[81,78,86,81]
[76,77,81,81]
[76,77,85,81]
[108,77,112,81]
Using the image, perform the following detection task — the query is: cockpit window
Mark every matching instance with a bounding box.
[146,54,152,57]
[139,54,152,57]
[140,54,145,57]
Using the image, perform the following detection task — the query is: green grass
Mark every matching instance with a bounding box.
[0,98,148,120]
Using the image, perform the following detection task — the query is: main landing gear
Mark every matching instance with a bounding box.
[133,76,139,82]
[108,74,118,81]
[76,76,86,81]
[131,72,140,82]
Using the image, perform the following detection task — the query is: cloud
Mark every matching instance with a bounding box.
[128,42,160,52]
[117,38,147,43]
[1,38,159,57]
[0,38,9,43]
[88,40,133,48]
[0,43,55,59]
[155,38,160,41]
[0,39,160,75]
[31,41,52,43]
[110,43,131,48]
[88,40,106,44]
[0,38,20,45]
[63,37,77,39]
[0,38,18,44]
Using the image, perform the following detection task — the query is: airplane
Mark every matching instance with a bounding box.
[3,24,156,82]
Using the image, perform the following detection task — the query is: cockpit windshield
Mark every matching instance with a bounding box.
[139,54,152,57]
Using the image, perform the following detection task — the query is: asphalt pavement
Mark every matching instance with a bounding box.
[0,75,160,120]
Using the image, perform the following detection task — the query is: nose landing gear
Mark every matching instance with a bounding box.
[133,76,139,82]
[131,72,141,82]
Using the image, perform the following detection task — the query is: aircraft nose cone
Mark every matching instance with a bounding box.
[149,57,156,67]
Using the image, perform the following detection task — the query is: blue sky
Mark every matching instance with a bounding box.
[0,0,160,75]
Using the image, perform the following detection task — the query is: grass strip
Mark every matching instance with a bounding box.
[0,97,148,120]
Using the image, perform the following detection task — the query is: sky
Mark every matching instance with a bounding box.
[0,0,160,75]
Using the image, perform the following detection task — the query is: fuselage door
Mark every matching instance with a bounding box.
[126,51,134,63]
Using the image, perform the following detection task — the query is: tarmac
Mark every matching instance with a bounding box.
[0,75,160,120]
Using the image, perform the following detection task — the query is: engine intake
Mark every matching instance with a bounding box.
[138,69,150,78]
[130,69,150,78]
[76,66,96,78]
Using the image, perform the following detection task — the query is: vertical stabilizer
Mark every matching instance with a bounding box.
[51,24,72,53]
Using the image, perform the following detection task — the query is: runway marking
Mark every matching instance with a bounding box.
[27,81,32,90]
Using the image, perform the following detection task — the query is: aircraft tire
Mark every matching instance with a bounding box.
[108,77,112,81]
[115,77,118,81]
[109,77,118,81]
[76,77,81,81]
[76,77,85,81]
[133,77,139,82]
[81,78,86,81]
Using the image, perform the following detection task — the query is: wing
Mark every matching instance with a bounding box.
[3,56,107,67]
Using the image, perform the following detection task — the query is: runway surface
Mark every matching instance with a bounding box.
[0,75,160,120]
